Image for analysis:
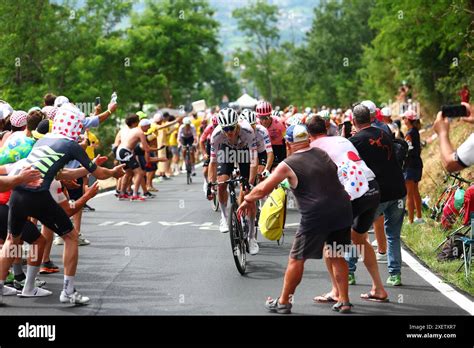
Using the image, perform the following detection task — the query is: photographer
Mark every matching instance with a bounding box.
[433,102,473,172]
[433,102,473,226]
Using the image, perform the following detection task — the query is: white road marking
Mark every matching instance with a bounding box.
[401,248,474,315]
[114,221,151,226]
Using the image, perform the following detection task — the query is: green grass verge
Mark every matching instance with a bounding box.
[401,212,474,296]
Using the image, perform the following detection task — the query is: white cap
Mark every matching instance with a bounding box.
[153,112,163,123]
[381,107,392,117]
[54,96,69,108]
[0,103,13,120]
[337,108,342,113]
[361,100,376,115]
[183,117,192,125]
[304,107,311,114]
[139,119,151,127]
[331,109,337,115]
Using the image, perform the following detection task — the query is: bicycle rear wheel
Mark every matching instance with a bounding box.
[228,203,246,275]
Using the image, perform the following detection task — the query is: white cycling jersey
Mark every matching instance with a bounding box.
[254,124,273,154]
[210,120,257,164]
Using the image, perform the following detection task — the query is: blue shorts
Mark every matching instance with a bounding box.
[404,167,422,182]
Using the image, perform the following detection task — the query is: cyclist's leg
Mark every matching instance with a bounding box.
[217,162,232,221]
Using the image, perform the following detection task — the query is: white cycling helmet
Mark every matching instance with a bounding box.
[183,117,192,125]
[218,108,238,127]
[271,110,280,118]
[318,110,330,120]
[240,109,257,125]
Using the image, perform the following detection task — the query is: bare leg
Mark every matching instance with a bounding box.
[279,257,305,304]
[374,215,387,254]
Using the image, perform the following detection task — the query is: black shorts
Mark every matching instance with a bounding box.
[180,137,194,147]
[137,155,146,170]
[117,147,140,170]
[290,226,351,260]
[351,180,381,234]
[9,190,74,242]
[404,167,422,182]
[271,144,286,168]
[203,142,211,167]
[258,151,267,166]
[0,204,8,241]
[216,147,251,179]
[165,147,172,160]
[68,177,83,201]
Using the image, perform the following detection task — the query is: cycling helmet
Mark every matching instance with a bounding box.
[240,109,257,125]
[211,114,218,127]
[183,117,192,125]
[318,110,330,120]
[285,113,304,126]
[218,108,238,127]
[271,110,280,118]
[255,101,272,117]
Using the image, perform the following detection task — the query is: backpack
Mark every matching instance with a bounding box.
[437,233,464,261]
[392,138,409,168]
[259,186,286,241]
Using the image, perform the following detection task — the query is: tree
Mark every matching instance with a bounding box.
[233,0,280,101]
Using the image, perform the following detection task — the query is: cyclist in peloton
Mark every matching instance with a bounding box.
[240,109,274,178]
[206,108,259,254]
[255,101,286,171]
[200,114,219,193]
[178,117,197,176]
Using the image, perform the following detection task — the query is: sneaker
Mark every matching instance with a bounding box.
[191,172,196,177]
[376,252,387,263]
[17,287,52,298]
[130,195,146,202]
[162,175,171,180]
[60,290,90,305]
[40,261,60,274]
[3,285,20,296]
[249,238,259,255]
[144,192,156,198]
[117,193,131,201]
[14,278,47,290]
[219,218,229,233]
[78,234,90,246]
[387,274,402,286]
[5,272,14,285]
[265,297,292,314]
[83,204,95,212]
[371,239,378,248]
[348,273,356,285]
[414,217,425,224]
[53,236,64,245]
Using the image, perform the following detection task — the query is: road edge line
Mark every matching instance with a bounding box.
[401,247,474,315]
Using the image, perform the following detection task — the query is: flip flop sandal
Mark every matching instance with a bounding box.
[313,293,337,303]
[332,302,353,314]
[360,293,390,303]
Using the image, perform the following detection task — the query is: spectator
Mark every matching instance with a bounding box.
[348,104,407,287]
[402,110,424,224]
[459,84,470,103]
[433,102,474,226]
[238,124,353,314]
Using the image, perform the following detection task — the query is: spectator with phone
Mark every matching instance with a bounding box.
[459,84,470,104]
[433,102,473,172]
[433,102,474,227]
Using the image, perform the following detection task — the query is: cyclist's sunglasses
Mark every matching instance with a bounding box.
[222,125,236,132]
[259,115,270,120]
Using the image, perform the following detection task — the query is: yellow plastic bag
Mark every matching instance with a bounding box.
[259,187,286,241]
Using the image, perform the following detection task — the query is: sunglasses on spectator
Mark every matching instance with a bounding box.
[222,125,236,132]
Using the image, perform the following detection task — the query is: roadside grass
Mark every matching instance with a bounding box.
[401,212,474,296]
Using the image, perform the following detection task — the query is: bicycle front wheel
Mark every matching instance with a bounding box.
[228,204,246,275]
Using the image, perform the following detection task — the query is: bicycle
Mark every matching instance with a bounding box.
[211,176,250,275]
[183,145,194,185]
[430,172,471,221]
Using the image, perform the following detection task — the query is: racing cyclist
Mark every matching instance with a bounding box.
[206,108,259,254]
[178,117,197,176]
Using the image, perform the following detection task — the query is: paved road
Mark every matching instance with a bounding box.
[2,173,471,315]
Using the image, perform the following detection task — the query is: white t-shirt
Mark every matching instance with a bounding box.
[457,133,474,168]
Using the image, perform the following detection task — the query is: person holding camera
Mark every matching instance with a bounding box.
[433,102,474,226]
